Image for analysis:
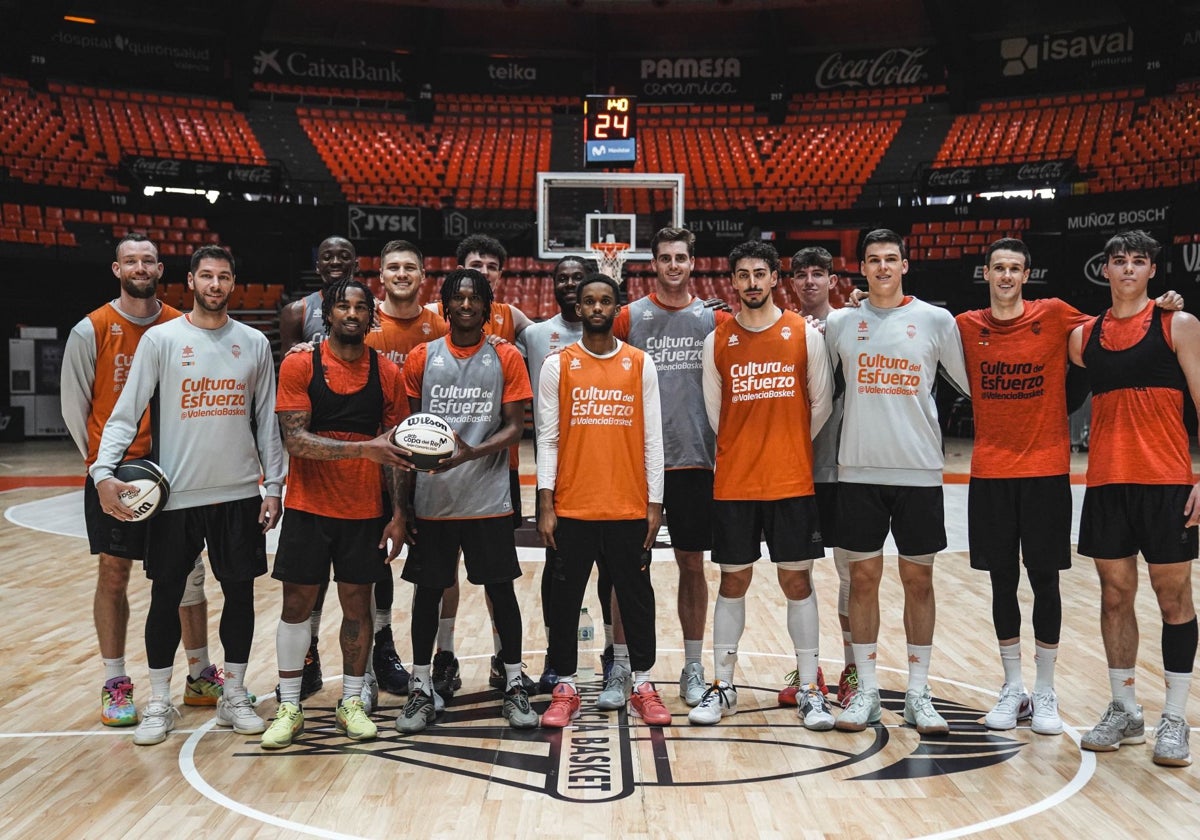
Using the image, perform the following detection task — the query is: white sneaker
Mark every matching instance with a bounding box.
[216,692,266,734]
[984,682,1032,730]
[798,685,835,731]
[1030,688,1064,735]
[679,662,706,707]
[361,672,379,714]
[687,681,737,725]
[904,685,949,734]
[133,699,179,746]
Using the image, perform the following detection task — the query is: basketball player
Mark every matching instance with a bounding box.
[394,269,537,733]
[825,229,969,735]
[517,255,586,693]
[263,279,411,748]
[1068,231,1200,767]
[785,246,855,708]
[61,234,218,726]
[93,245,285,746]
[363,239,448,696]
[690,241,833,729]
[537,273,671,728]
[612,226,725,709]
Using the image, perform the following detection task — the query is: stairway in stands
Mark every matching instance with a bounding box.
[245,103,343,203]
[857,102,954,208]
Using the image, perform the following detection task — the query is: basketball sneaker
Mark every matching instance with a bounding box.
[1030,688,1064,736]
[373,626,411,695]
[679,662,706,707]
[1152,714,1192,767]
[361,671,379,714]
[630,682,672,726]
[687,681,737,725]
[904,685,949,734]
[1081,701,1145,751]
[535,657,559,695]
[984,683,1032,730]
[799,685,835,731]
[301,637,323,699]
[101,677,139,726]
[778,667,829,706]
[184,665,224,707]
[215,692,266,735]
[432,650,462,701]
[502,685,539,729]
[261,702,304,749]
[541,683,582,728]
[133,699,179,746]
[489,655,537,693]
[837,664,859,708]
[395,688,438,734]
[596,663,632,711]
[835,687,881,732]
[600,644,615,681]
[335,696,377,741]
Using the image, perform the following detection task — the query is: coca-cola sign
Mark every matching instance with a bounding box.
[926,168,974,188]
[119,156,283,191]
[814,47,934,90]
[1016,161,1069,183]
[922,159,1076,194]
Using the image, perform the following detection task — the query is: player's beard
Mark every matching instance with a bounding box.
[122,274,159,300]
[581,313,616,334]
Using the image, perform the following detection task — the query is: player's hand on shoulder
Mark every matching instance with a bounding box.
[1155,290,1185,311]
[843,287,868,308]
[701,297,733,313]
[285,341,315,356]
[484,334,509,346]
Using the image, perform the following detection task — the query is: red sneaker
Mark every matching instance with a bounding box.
[837,664,859,708]
[540,683,581,728]
[629,682,672,726]
[779,666,827,706]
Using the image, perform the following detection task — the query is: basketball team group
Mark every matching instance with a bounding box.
[60,224,1197,768]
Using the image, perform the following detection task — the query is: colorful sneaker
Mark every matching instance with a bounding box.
[779,667,828,706]
[1030,688,1064,736]
[630,682,672,725]
[395,688,438,734]
[360,672,379,715]
[596,663,632,711]
[687,681,737,725]
[336,696,377,741]
[432,650,462,701]
[904,685,949,734]
[679,662,706,707]
[799,684,835,731]
[132,699,179,745]
[502,685,539,729]
[184,665,224,707]
[541,683,582,728]
[837,664,859,708]
[373,626,411,695]
[984,683,1032,730]
[101,677,139,727]
[261,702,304,749]
[535,657,559,695]
[1081,701,1145,752]
[215,692,266,735]
[835,687,882,732]
[1152,714,1192,767]
[600,644,615,681]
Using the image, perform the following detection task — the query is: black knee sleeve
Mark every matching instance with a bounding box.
[218,578,256,663]
[1027,566,1062,645]
[146,574,189,668]
[485,581,522,664]
[988,563,1022,640]
[1163,617,1198,674]
[411,585,442,667]
[374,569,394,612]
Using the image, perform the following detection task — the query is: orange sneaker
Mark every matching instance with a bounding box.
[778,666,827,706]
[629,682,672,726]
[540,683,581,728]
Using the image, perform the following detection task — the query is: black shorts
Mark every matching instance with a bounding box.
[1078,484,1198,565]
[663,468,714,552]
[145,496,268,583]
[84,474,147,560]
[814,482,840,549]
[836,482,946,556]
[272,509,389,586]
[554,517,649,573]
[510,469,523,530]
[401,516,521,588]
[968,476,1072,572]
[712,496,824,566]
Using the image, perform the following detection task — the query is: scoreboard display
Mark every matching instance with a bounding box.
[583,95,637,168]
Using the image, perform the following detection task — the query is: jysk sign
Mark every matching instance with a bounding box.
[584,96,637,168]
[348,205,421,240]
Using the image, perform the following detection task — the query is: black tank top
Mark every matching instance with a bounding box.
[1083,306,1186,396]
[307,343,384,436]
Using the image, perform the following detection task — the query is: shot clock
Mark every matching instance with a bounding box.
[583,94,637,168]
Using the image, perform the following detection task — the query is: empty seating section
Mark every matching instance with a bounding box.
[156,282,284,313]
[908,218,1032,262]
[0,202,221,255]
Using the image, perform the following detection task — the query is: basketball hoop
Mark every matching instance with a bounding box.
[591,241,630,281]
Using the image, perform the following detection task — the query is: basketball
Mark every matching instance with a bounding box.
[113,458,171,522]
[391,412,456,471]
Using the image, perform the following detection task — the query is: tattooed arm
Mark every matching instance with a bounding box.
[277,410,414,467]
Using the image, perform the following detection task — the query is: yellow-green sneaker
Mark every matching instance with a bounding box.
[335,696,377,741]
[184,665,224,707]
[261,702,304,750]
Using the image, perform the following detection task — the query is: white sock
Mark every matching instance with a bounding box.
[558,675,577,689]
[712,594,746,685]
[999,641,1023,688]
[852,644,878,691]
[603,623,614,650]
[504,662,525,690]
[786,594,820,686]
[633,671,651,689]
[103,657,127,682]
[1109,667,1137,714]
[412,664,433,696]
[1163,670,1192,719]
[309,610,322,639]
[149,666,173,702]
[1033,644,1057,693]
[613,643,630,670]
[342,674,364,701]
[374,609,390,634]
[683,639,703,667]
[842,631,854,667]
[224,662,248,699]
[278,676,303,706]
[906,644,932,693]
[437,618,455,654]
[185,647,210,680]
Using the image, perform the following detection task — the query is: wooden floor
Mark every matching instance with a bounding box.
[1,439,1199,839]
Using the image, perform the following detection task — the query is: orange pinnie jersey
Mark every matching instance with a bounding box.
[554,342,648,520]
[433,300,518,342]
[83,303,180,465]
[365,307,448,374]
[711,310,814,501]
[956,298,1090,478]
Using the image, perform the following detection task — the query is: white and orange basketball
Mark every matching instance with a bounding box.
[113,458,171,521]
[391,412,456,471]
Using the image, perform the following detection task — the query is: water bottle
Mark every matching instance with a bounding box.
[577,607,595,680]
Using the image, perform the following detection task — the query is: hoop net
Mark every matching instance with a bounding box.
[591,242,630,281]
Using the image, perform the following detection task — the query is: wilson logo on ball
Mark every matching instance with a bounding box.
[391,412,456,471]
